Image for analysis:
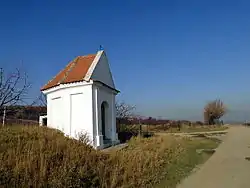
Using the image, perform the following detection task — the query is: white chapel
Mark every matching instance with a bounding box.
[41,50,119,149]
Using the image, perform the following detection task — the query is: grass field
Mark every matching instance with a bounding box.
[120,124,228,134]
[0,125,220,187]
[164,125,228,133]
[156,137,220,188]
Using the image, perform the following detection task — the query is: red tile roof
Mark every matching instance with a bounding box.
[41,54,96,91]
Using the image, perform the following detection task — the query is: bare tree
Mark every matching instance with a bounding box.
[39,93,47,106]
[0,68,30,107]
[0,67,30,126]
[115,101,135,132]
[31,93,47,106]
[115,101,135,119]
[204,99,227,125]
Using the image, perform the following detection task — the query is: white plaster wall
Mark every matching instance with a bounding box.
[92,85,99,146]
[46,83,94,144]
[91,52,115,89]
[47,90,64,132]
[93,84,116,141]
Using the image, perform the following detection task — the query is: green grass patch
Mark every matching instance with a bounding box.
[156,137,220,188]
[164,125,228,133]
[133,124,228,133]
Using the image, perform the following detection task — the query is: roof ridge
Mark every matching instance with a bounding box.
[59,56,80,84]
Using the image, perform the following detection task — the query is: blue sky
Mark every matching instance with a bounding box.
[1,0,250,121]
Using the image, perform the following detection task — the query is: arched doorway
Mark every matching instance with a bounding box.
[101,101,108,139]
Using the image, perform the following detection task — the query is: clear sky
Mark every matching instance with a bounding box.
[1,0,250,121]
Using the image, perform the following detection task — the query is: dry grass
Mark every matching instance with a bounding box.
[141,124,228,133]
[0,126,100,187]
[107,136,185,187]
[0,125,219,188]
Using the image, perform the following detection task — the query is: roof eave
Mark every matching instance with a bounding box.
[41,80,93,94]
[93,80,120,94]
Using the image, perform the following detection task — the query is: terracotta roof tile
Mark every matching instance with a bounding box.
[62,55,96,84]
[41,54,96,91]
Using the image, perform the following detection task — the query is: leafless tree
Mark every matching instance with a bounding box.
[204,99,227,125]
[115,101,135,119]
[0,68,30,108]
[31,93,47,106]
[115,101,135,132]
[0,67,30,126]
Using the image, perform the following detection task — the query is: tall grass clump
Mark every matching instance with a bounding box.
[0,126,104,187]
[105,136,185,188]
[0,125,218,188]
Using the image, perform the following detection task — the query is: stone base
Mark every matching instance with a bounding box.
[112,139,120,145]
[95,134,120,150]
[115,133,118,140]
[96,135,103,148]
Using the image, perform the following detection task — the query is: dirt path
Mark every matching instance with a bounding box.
[177,125,250,188]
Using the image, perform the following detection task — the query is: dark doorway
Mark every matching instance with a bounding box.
[42,117,47,126]
[101,102,108,139]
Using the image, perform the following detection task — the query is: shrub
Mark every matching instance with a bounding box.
[204,99,227,125]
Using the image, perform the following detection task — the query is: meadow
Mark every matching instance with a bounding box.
[0,125,221,187]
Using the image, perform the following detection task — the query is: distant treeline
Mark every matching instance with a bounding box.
[0,105,46,121]
[117,117,204,126]
[0,105,204,126]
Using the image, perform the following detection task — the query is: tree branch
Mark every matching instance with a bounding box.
[0,68,30,107]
